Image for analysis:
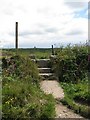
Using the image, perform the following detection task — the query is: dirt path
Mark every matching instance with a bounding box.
[40,80,85,119]
[40,80,64,99]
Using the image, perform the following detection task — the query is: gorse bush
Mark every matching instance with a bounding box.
[2,54,55,119]
[51,45,88,83]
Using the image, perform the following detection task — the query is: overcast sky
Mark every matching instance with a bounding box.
[0,0,88,48]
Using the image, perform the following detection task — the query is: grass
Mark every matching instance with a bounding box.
[2,54,56,119]
[2,77,55,119]
[60,78,90,118]
[2,48,52,59]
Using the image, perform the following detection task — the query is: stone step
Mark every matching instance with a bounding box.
[39,73,52,76]
[38,68,51,73]
[31,58,57,80]
[36,59,50,68]
[39,73,57,80]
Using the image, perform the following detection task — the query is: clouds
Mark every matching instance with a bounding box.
[19,31,44,36]
[19,27,58,36]
[65,2,87,10]
[0,0,88,48]
[66,30,83,35]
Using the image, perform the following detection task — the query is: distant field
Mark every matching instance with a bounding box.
[2,48,54,59]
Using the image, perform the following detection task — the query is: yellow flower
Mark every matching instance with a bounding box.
[5,101,10,104]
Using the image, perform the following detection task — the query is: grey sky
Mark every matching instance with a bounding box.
[0,0,88,48]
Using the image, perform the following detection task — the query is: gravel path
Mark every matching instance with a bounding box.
[40,80,85,119]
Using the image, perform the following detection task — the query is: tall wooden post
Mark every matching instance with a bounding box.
[15,22,18,49]
[52,45,54,55]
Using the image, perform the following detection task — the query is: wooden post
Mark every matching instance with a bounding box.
[52,45,54,55]
[15,22,18,49]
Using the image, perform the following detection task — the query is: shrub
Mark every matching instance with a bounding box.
[2,55,39,84]
[51,45,88,83]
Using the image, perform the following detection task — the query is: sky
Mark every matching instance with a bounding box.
[0,0,89,48]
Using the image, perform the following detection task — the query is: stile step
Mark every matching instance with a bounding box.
[39,73,57,80]
[39,73,53,76]
[38,68,51,73]
[36,59,50,68]
[31,58,57,80]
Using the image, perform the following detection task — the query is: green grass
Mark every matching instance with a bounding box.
[2,77,55,119]
[2,54,55,119]
[60,79,90,118]
[2,48,52,59]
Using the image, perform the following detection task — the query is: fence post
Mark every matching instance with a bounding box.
[15,22,18,49]
[52,45,54,55]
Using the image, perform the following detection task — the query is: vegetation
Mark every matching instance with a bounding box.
[2,44,90,118]
[51,45,88,83]
[51,45,89,118]
[2,48,52,59]
[2,54,55,119]
[60,79,90,118]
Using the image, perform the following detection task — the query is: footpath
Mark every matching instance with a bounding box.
[37,59,85,119]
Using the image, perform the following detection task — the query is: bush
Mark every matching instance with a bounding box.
[51,45,88,83]
[2,55,39,84]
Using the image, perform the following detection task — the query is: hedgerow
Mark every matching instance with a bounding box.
[52,45,88,83]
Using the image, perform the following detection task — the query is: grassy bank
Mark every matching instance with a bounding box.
[2,54,55,119]
[60,78,90,118]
